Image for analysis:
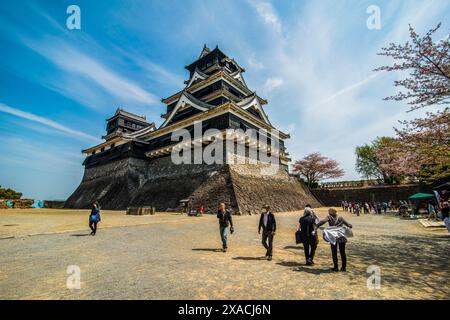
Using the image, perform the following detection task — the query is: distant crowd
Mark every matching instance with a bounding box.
[340,200,399,216]
[340,199,450,223]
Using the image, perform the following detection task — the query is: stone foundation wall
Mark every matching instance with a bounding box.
[129,156,236,213]
[64,157,149,210]
[229,162,321,214]
[312,184,423,206]
[65,155,320,214]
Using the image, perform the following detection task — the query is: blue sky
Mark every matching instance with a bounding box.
[0,0,449,200]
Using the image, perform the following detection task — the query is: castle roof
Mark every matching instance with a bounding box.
[106,108,150,124]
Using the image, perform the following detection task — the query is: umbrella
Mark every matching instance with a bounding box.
[408,193,435,200]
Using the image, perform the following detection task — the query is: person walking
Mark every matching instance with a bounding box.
[344,201,349,212]
[427,202,437,220]
[441,202,450,234]
[299,207,318,266]
[440,201,450,220]
[258,205,276,261]
[316,208,353,272]
[354,203,360,216]
[364,202,370,214]
[217,202,234,252]
[89,201,101,236]
[382,202,388,214]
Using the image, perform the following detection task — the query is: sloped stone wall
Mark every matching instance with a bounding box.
[65,155,321,214]
[129,156,237,212]
[64,157,148,210]
[229,162,321,214]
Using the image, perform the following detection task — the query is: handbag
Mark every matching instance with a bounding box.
[344,226,354,238]
[295,230,302,244]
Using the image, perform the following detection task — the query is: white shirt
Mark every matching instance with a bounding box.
[263,212,269,227]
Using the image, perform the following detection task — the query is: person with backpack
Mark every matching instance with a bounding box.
[89,201,101,236]
[298,207,318,266]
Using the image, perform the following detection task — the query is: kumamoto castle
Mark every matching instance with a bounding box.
[65,45,321,213]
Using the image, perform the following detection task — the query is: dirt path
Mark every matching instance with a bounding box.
[0,208,448,299]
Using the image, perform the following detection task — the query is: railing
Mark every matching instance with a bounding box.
[318,180,384,189]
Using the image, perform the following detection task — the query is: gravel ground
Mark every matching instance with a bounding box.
[0,208,448,300]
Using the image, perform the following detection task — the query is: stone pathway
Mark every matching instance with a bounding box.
[0,208,448,299]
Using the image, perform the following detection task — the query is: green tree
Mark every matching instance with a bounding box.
[355,137,402,184]
[0,186,22,200]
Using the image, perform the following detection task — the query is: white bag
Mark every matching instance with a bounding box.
[343,226,354,238]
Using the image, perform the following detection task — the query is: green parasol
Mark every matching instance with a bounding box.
[408,193,435,200]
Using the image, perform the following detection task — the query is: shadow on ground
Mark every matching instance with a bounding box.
[284,245,303,250]
[192,248,222,252]
[347,233,449,296]
[233,256,267,261]
[293,266,332,274]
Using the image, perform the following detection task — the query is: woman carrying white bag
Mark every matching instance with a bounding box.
[316,208,353,272]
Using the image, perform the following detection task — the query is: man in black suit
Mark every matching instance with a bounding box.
[299,207,317,266]
[258,205,276,261]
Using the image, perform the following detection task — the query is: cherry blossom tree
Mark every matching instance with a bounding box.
[375,23,449,111]
[371,23,450,184]
[292,152,345,188]
[377,109,450,183]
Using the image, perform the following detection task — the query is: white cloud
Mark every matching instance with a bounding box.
[0,103,100,143]
[251,1,283,34]
[263,77,284,93]
[247,56,265,70]
[112,45,184,86]
[23,39,158,106]
[315,73,381,107]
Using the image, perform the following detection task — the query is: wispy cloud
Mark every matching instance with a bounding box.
[0,103,100,143]
[247,55,265,70]
[251,1,283,34]
[315,73,380,107]
[263,76,284,93]
[113,46,184,86]
[23,38,158,106]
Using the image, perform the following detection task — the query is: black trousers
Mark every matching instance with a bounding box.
[303,240,317,262]
[331,242,346,269]
[89,221,98,234]
[262,231,274,256]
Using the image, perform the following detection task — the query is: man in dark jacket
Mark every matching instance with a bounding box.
[258,205,276,261]
[217,202,234,252]
[299,207,317,266]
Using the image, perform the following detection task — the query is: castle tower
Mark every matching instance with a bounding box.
[65,45,320,213]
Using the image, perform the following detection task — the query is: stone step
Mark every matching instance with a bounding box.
[418,219,445,228]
